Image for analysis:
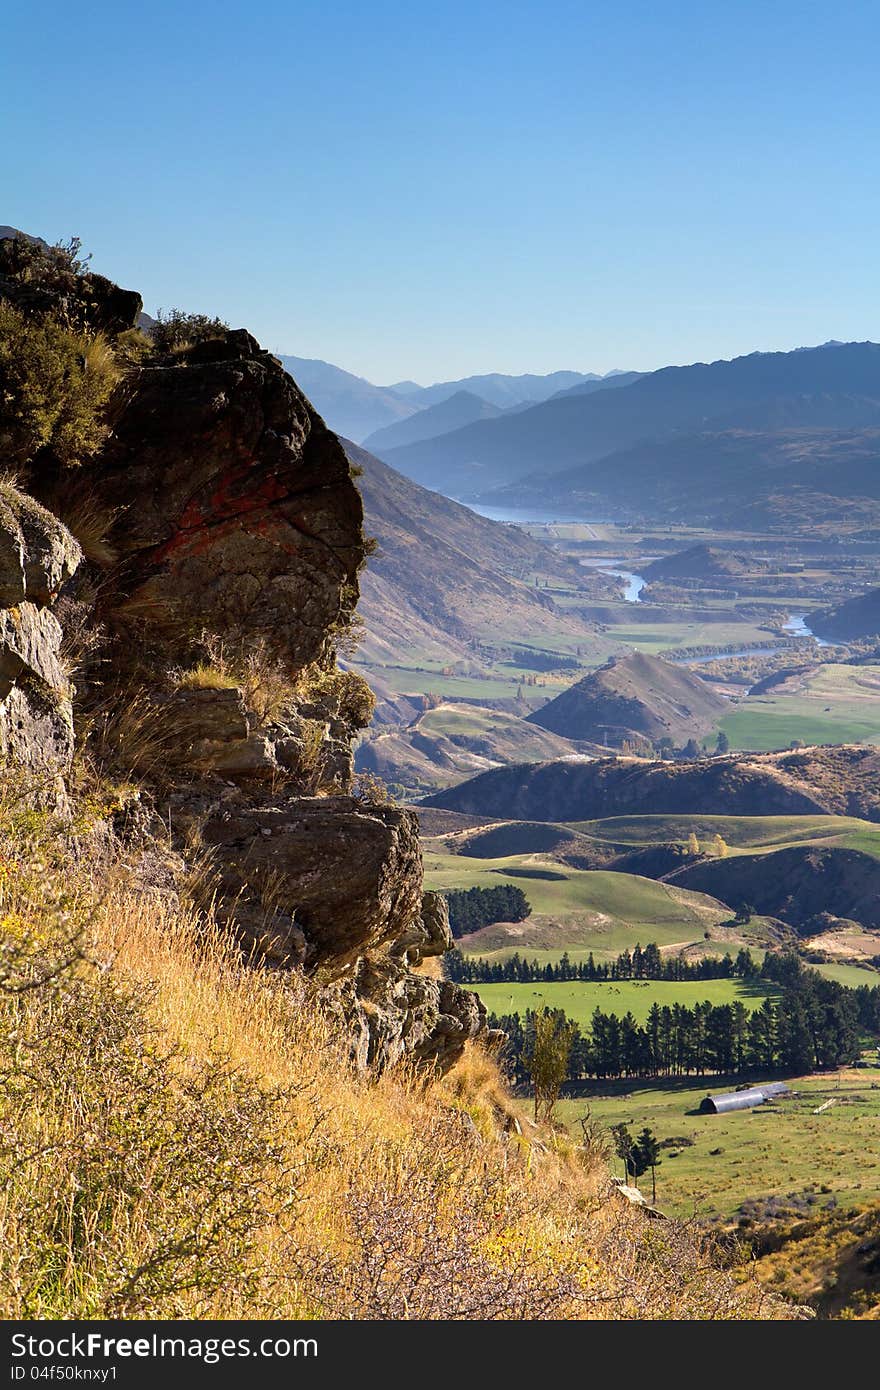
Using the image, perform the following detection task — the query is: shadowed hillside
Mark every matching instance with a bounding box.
[643,544,768,582]
[347,440,609,664]
[425,746,880,822]
[672,844,880,932]
[812,586,880,642]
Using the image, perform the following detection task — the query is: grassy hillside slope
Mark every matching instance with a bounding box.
[0,790,790,1321]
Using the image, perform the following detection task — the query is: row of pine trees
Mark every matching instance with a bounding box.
[491,963,880,1084]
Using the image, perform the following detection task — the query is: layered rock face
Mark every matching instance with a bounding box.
[0,245,486,1071]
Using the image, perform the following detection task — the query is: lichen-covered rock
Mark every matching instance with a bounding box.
[89,330,364,672]
[0,486,81,607]
[194,794,423,967]
[0,494,80,780]
[328,953,488,1071]
[158,686,278,778]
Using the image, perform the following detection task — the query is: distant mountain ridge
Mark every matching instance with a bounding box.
[379,341,880,516]
[276,355,419,443]
[399,369,596,410]
[362,390,503,454]
[276,356,611,443]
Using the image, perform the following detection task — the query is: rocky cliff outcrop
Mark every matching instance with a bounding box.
[0,238,486,1071]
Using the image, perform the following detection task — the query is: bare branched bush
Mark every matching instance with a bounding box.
[351,771,397,806]
[294,1118,584,1320]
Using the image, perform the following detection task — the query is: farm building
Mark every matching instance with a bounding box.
[699,1083,791,1115]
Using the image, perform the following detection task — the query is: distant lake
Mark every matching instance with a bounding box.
[458,502,604,525]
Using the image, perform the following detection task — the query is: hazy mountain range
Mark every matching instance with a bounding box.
[278,354,626,444]
[377,340,880,526]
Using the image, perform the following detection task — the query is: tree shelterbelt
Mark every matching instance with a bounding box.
[444,884,530,937]
[445,943,760,984]
[487,956,880,1086]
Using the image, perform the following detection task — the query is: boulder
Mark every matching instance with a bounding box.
[0,495,80,779]
[196,795,424,967]
[0,603,73,773]
[391,890,453,964]
[0,486,81,607]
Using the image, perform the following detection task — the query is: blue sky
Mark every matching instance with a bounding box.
[2,0,878,383]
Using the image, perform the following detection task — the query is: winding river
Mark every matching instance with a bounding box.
[461,501,835,662]
[581,560,834,664]
[782,612,833,648]
[580,558,650,602]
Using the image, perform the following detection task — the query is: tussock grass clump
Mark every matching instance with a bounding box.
[185,635,298,726]
[0,784,799,1320]
[52,490,120,570]
[175,663,240,692]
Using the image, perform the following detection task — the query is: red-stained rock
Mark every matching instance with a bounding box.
[91,329,364,671]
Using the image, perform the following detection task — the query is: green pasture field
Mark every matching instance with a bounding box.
[813,961,880,987]
[551,1069,880,1220]
[601,618,770,654]
[471,977,775,1028]
[720,665,880,751]
[566,812,880,854]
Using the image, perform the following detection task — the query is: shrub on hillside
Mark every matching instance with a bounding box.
[151,308,228,353]
[0,302,120,465]
[0,797,294,1318]
[0,234,91,302]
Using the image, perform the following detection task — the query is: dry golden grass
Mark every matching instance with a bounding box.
[175,663,239,692]
[0,784,802,1320]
